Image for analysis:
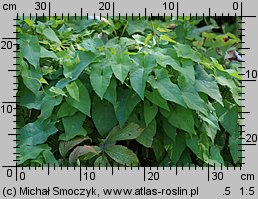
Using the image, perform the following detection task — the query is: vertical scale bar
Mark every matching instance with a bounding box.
[48,2,51,20]
[15,13,19,166]
[112,2,115,20]
[207,164,210,181]
[240,2,243,20]
[15,13,20,180]
[176,2,179,20]
[79,164,82,181]
[238,1,245,166]
[143,166,146,181]
[240,2,243,165]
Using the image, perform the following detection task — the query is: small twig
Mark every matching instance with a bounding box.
[150,20,158,46]
[119,21,128,40]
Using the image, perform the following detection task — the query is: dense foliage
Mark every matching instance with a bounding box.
[17,16,242,167]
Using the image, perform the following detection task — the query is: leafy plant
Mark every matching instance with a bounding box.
[17,16,242,167]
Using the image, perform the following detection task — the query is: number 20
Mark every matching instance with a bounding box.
[99,2,111,10]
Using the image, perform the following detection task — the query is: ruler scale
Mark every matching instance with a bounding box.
[0,0,257,198]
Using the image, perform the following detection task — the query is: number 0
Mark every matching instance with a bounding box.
[7,169,12,177]
[233,2,238,10]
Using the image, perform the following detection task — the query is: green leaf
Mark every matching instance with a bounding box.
[130,68,145,100]
[24,18,34,26]
[208,145,224,165]
[115,88,141,127]
[18,119,58,146]
[61,128,88,142]
[161,105,196,134]
[169,133,186,164]
[67,18,99,33]
[69,145,101,165]
[219,105,238,135]
[57,102,78,118]
[130,54,156,100]
[136,119,156,148]
[39,77,48,85]
[152,139,166,163]
[160,35,176,43]
[92,96,118,137]
[157,27,171,33]
[155,52,195,82]
[144,33,152,45]
[20,60,42,94]
[66,79,91,116]
[105,145,139,166]
[148,69,186,107]
[40,46,58,59]
[179,59,196,82]
[17,144,51,164]
[59,137,90,157]
[49,87,67,97]
[186,135,203,160]
[195,65,223,105]
[186,133,214,164]
[19,33,40,68]
[82,38,104,53]
[229,136,241,164]
[178,75,208,115]
[145,90,169,111]
[198,104,220,143]
[66,81,80,101]
[56,78,73,89]
[94,156,110,167]
[110,49,133,83]
[213,101,226,118]
[215,71,236,89]
[154,51,177,68]
[144,100,158,126]
[175,24,187,43]
[174,43,201,62]
[214,70,240,105]
[104,76,117,106]
[20,89,44,110]
[42,27,61,44]
[63,51,95,80]
[42,150,59,166]
[177,148,192,165]
[111,63,129,84]
[133,53,157,71]
[39,95,63,120]
[200,117,218,143]
[106,122,144,142]
[60,112,87,141]
[90,62,113,99]
[162,117,177,141]
[126,20,149,35]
